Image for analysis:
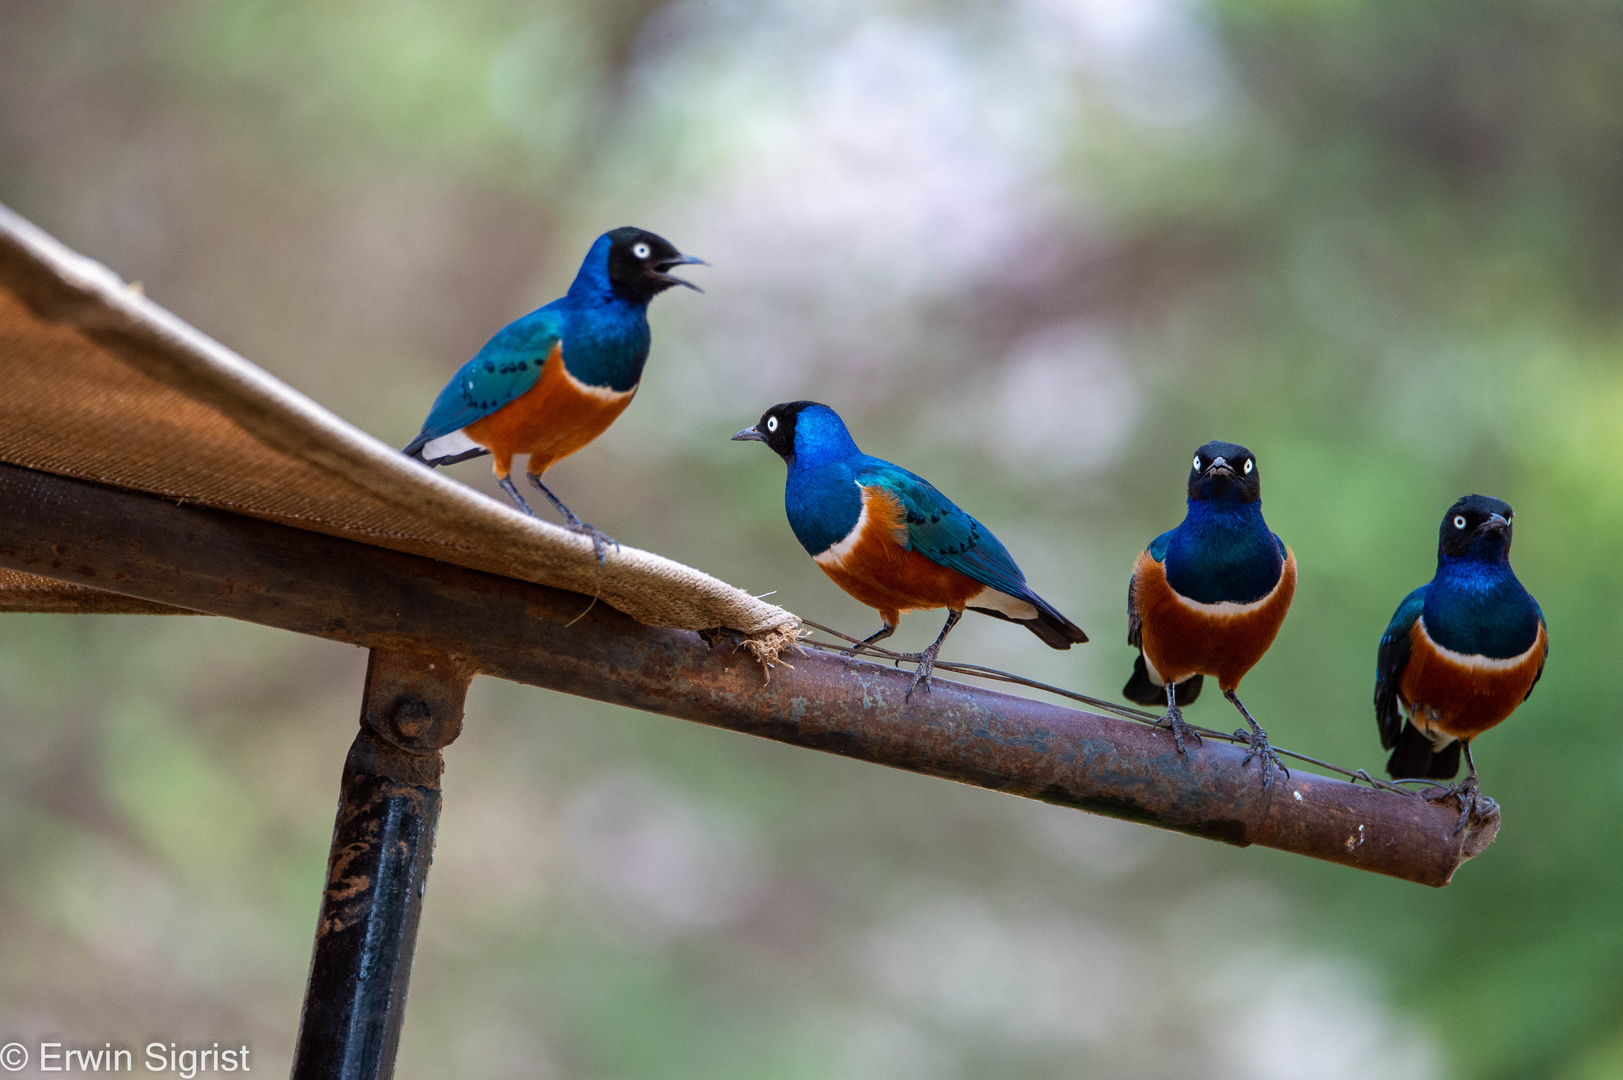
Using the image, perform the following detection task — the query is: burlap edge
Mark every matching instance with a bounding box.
[0,202,800,653]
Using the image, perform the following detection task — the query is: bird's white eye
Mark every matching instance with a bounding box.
[632,242,651,260]
[1193,454,1202,470]
[1243,458,1254,475]
[766,416,779,433]
[1454,515,1467,529]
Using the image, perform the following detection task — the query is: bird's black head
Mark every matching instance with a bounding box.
[605,227,706,305]
[731,401,821,460]
[1439,494,1514,560]
[1187,440,1260,503]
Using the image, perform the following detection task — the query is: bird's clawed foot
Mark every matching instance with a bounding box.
[898,645,941,702]
[564,520,619,565]
[1234,724,1289,789]
[1425,775,1498,835]
[524,475,616,563]
[899,610,959,703]
[1222,690,1285,788]
[1154,706,1202,757]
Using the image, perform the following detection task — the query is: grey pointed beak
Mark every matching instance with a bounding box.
[653,253,709,293]
[1203,456,1236,476]
[1484,513,1511,531]
[732,427,766,443]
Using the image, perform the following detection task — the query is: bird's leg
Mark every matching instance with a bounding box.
[1426,741,1497,835]
[1154,678,1202,757]
[900,609,961,702]
[1225,689,1288,789]
[527,473,618,564]
[498,476,535,516]
[845,621,896,661]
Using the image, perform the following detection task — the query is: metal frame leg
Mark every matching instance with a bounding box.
[291,647,473,1080]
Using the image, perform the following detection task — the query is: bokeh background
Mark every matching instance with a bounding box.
[1,0,1620,1076]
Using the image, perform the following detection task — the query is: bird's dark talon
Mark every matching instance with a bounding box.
[904,674,930,702]
[1222,691,1283,787]
[565,521,618,564]
[1154,706,1200,757]
[897,610,960,703]
[898,648,940,702]
[1235,725,1289,788]
[1424,775,1496,835]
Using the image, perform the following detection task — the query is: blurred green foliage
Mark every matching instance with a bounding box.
[2,0,1622,1076]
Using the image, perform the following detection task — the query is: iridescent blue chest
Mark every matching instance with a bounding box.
[1423,559,1541,658]
[785,459,863,556]
[1160,500,1285,605]
[556,298,651,392]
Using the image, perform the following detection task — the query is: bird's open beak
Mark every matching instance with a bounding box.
[1203,457,1236,477]
[1483,513,1510,532]
[732,426,766,443]
[652,253,709,293]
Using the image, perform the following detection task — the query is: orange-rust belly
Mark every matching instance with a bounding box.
[1134,547,1297,692]
[463,343,635,478]
[1399,619,1544,742]
[815,487,983,625]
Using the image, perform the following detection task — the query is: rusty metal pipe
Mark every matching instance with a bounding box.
[291,647,473,1080]
[0,462,1495,885]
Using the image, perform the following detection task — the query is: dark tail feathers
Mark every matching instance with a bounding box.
[1385,722,1461,780]
[969,594,1088,649]
[1122,653,1203,707]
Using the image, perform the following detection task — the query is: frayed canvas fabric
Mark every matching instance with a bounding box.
[0,203,800,664]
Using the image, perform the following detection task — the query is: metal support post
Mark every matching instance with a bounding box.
[290,647,473,1080]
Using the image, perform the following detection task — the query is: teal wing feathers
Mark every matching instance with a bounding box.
[853,461,1030,599]
[1374,586,1427,749]
[1524,600,1549,703]
[1129,530,1175,648]
[405,309,562,453]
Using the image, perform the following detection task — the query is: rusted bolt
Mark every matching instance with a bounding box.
[391,698,433,740]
